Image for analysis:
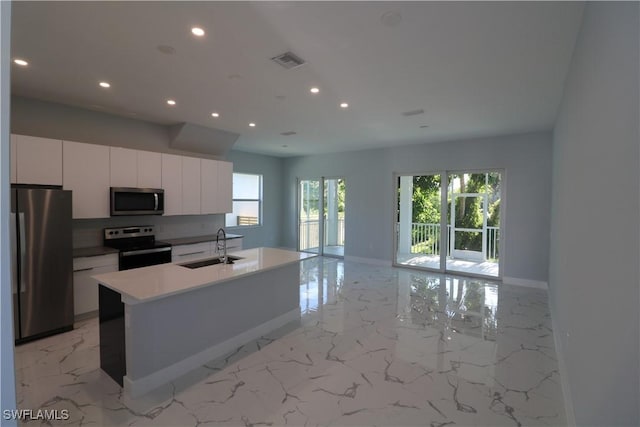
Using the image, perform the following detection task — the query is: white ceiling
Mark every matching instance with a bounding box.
[10,1,584,157]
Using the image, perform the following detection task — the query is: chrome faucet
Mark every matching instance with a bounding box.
[216,227,227,264]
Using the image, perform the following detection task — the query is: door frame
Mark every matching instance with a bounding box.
[297,176,346,258]
[392,168,505,280]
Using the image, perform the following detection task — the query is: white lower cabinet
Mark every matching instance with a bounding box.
[73,254,118,317]
[226,238,243,252]
[172,238,243,264]
[171,242,211,263]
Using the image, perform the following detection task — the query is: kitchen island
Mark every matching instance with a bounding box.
[92,247,315,397]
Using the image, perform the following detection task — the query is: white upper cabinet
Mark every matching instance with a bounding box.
[10,136,17,184]
[137,151,162,189]
[12,133,233,217]
[109,147,137,188]
[181,156,201,215]
[161,154,182,216]
[218,161,233,214]
[202,159,232,214]
[200,159,218,214]
[110,147,162,189]
[63,141,110,218]
[13,134,63,185]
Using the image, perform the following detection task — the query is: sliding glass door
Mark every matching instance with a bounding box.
[396,174,443,270]
[298,178,346,257]
[446,172,501,276]
[299,179,321,254]
[395,171,502,278]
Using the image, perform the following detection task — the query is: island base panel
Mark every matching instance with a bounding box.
[99,285,125,386]
[124,263,300,396]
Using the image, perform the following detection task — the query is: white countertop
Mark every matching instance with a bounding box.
[92,247,316,305]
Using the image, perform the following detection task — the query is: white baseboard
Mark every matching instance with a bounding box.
[502,276,548,290]
[550,310,576,426]
[124,308,300,398]
[344,256,392,267]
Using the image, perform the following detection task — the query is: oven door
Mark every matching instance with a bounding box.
[119,247,172,271]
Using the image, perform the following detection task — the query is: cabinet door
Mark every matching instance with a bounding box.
[73,264,117,316]
[15,134,63,185]
[161,154,182,215]
[200,159,218,214]
[73,254,117,317]
[63,141,110,218]
[109,147,137,188]
[218,161,233,213]
[181,156,201,215]
[10,135,16,183]
[137,151,162,188]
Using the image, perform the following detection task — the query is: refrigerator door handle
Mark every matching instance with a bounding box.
[18,212,26,293]
[10,213,17,295]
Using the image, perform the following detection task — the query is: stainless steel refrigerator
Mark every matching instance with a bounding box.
[11,186,74,343]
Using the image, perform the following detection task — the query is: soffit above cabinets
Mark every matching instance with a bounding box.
[169,123,239,158]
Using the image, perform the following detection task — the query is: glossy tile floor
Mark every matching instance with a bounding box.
[15,258,565,426]
[397,253,500,277]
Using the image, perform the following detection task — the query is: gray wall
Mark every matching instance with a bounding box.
[226,150,284,249]
[1,1,17,422]
[284,132,553,282]
[11,96,283,249]
[11,96,221,159]
[549,2,639,425]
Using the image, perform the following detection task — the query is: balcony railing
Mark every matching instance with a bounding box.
[409,223,499,261]
[299,218,345,251]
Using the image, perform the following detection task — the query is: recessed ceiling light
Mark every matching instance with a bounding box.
[99,81,111,88]
[167,99,176,106]
[340,102,349,108]
[211,112,220,118]
[13,59,28,66]
[381,10,403,27]
[157,45,176,55]
[191,27,205,37]
[310,87,320,94]
[249,123,256,127]
[402,108,424,117]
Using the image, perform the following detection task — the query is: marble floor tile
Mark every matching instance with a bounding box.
[14,257,566,426]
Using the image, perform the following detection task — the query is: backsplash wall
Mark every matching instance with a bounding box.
[73,214,225,248]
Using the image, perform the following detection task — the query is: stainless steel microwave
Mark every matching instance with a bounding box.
[110,187,164,216]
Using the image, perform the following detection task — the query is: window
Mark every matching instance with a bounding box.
[225,173,262,227]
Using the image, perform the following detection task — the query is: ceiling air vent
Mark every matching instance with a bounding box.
[271,51,306,69]
[281,131,297,136]
[401,108,425,117]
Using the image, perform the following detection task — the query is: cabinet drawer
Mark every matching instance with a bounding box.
[172,242,211,263]
[73,254,118,271]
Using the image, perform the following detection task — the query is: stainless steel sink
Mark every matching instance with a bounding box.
[180,256,242,269]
